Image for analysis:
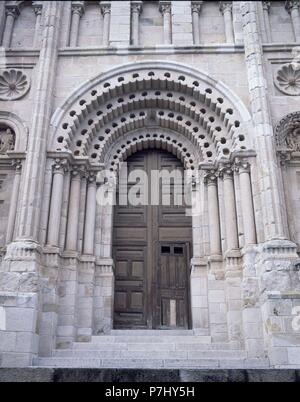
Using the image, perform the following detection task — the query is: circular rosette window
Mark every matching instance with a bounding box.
[274,63,300,96]
[0,69,30,100]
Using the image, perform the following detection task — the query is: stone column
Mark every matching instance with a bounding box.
[235,159,256,246]
[262,1,272,43]
[83,172,97,255]
[65,166,83,252]
[204,170,222,256]
[286,1,300,42]
[131,1,142,46]
[47,159,67,247]
[69,2,85,47]
[100,2,111,47]
[220,165,239,252]
[159,1,172,45]
[219,1,234,43]
[33,2,43,48]
[191,1,202,45]
[6,160,22,244]
[2,5,19,48]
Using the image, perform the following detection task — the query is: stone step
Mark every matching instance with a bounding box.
[105,329,201,336]
[89,335,212,344]
[72,341,237,351]
[35,356,269,369]
[54,349,246,359]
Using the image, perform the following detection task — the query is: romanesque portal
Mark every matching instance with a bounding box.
[0,1,300,370]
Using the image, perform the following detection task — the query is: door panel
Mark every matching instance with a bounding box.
[113,150,192,329]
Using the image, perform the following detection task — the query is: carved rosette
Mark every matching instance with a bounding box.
[0,69,30,100]
[274,63,300,96]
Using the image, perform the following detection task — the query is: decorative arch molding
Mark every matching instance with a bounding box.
[49,61,254,165]
[105,128,199,171]
[0,110,28,153]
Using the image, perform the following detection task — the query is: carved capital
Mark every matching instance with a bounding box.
[100,2,111,15]
[159,1,171,15]
[219,1,232,14]
[87,170,97,184]
[234,159,251,174]
[5,5,20,19]
[278,150,292,166]
[131,1,143,14]
[191,1,203,14]
[71,2,85,17]
[71,164,85,179]
[53,158,68,174]
[285,0,300,12]
[12,159,22,173]
[203,169,218,185]
[32,2,43,16]
[218,164,234,179]
[262,1,271,12]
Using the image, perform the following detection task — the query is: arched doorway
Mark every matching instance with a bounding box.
[113,149,192,329]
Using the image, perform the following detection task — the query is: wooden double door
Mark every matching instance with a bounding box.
[113,149,192,329]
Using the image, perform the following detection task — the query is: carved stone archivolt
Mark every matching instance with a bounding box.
[274,63,300,96]
[0,69,30,100]
[0,126,15,154]
[275,111,300,152]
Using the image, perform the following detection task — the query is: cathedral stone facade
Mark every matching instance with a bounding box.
[0,0,300,369]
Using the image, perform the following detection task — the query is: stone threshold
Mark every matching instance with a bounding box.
[0,368,300,382]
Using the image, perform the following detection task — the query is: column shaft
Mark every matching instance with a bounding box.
[2,11,17,48]
[66,169,82,251]
[33,5,42,48]
[83,175,97,255]
[262,2,272,42]
[191,2,202,45]
[222,168,239,251]
[236,162,256,246]
[291,5,300,42]
[131,2,142,46]
[220,2,234,43]
[6,161,22,244]
[69,4,85,47]
[206,173,222,255]
[160,2,172,44]
[47,160,66,247]
[101,4,111,47]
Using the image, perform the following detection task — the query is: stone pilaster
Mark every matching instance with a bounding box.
[100,2,111,47]
[2,4,19,48]
[131,1,142,46]
[262,1,272,43]
[285,1,300,42]
[6,159,22,245]
[69,1,85,47]
[33,2,43,48]
[191,1,202,45]
[159,1,172,45]
[219,1,234,43]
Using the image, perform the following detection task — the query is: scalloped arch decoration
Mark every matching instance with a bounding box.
[50,61,253,166]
